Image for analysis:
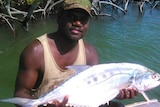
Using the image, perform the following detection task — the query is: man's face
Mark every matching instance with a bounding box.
[59,8,90,41]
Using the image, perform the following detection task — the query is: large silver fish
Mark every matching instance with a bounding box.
[0,63,160,107]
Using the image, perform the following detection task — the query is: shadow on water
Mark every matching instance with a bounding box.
[0,4,160,106]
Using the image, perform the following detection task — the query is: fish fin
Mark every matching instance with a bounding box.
[98,89,119,106]
[90,89,119,107]
[106,89,120,101]
[0,97,33,107]
[66,65,91,74]
[140,91,151,102]
[43,103,48,106]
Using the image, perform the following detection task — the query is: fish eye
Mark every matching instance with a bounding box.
[152,74,157,79]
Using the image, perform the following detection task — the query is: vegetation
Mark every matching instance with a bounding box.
[0,0,159,35]
[0,0,63,35]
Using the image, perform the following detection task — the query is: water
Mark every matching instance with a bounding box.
[0,4,160,106]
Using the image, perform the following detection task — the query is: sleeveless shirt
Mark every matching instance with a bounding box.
[31,34,86,97]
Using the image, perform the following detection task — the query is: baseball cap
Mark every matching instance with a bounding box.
[63,0,92,16]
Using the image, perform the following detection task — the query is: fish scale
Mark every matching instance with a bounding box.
[0,63,160,107]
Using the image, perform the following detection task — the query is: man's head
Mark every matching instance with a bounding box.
[56,0,91,41]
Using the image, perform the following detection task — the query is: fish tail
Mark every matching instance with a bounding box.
[0,97,34,107]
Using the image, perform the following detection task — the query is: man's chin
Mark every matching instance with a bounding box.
[70,35,82,41]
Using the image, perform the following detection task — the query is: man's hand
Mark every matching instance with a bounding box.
[47,85,68,107]
[39,96,68,107]
[116,88,138,100]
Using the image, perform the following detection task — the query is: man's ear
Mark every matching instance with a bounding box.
[57,12,63,24]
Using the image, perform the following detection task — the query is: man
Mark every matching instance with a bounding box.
[14,0,138,107]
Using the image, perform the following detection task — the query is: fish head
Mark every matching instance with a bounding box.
[136,72,160,92]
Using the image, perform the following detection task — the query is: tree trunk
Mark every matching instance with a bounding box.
[22,0,39,31]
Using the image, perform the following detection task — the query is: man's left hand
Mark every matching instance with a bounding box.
[116,88,138,100]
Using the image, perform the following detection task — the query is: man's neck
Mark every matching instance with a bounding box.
[49,32,78,54]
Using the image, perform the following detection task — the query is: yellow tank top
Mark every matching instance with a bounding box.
[31,34,86,97]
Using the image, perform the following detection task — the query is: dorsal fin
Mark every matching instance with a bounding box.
[66,65,92,75]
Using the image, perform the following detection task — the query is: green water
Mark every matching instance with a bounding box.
[0,17,58,107]
[0,6,160,106]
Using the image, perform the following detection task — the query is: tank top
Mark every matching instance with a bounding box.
[31,34,86,97]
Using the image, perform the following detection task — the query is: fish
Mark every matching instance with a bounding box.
[0,62,160,107]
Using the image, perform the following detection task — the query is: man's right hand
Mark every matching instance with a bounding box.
[39,96,68,107]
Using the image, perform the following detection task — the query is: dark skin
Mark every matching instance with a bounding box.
[14,9,138,107]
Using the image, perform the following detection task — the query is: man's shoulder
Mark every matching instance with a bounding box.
[36,33,48,40]
[83,41,95,50]
[23,38,43,54]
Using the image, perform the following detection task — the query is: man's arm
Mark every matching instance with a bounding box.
[84,43,99,65]
[14,40,43,99]
[14,40,68,107]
